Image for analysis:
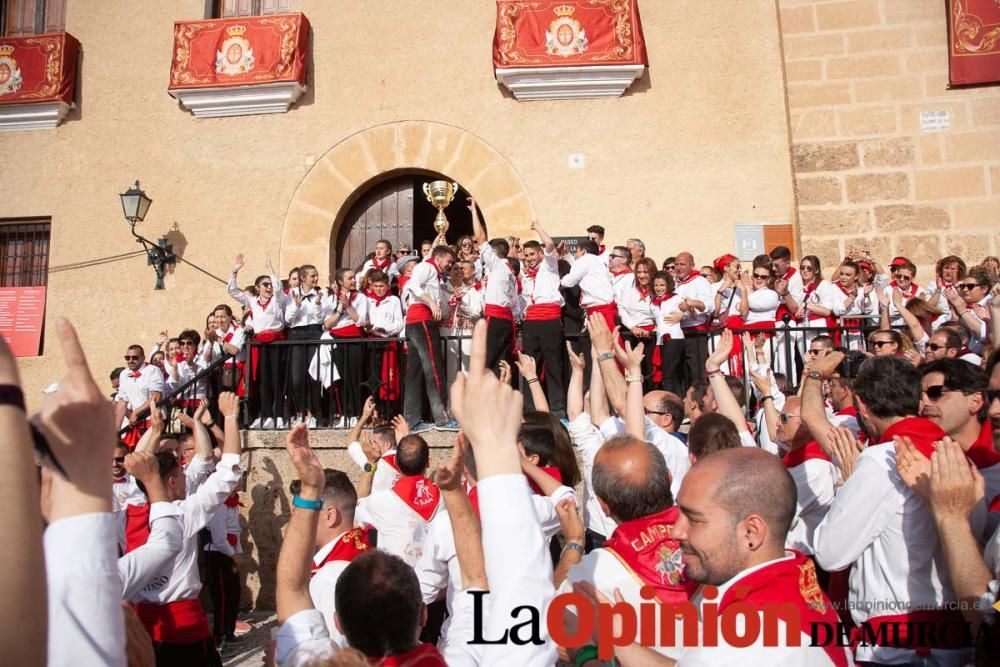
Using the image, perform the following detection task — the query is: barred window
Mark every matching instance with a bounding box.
[212,0,292,18]
[1,0,65,37]
[0,218,50,287]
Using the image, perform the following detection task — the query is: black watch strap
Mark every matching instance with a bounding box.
[0,384,25,411]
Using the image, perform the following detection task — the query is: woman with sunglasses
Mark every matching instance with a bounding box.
[456,234,482,279]
[882,257,921,328]
[323,268,370,428]
[618,257,659,388]
[285,264,326,429]
[229,253,288,429]
[831,261,876,350]
[734,256,781,371]
[944,266,995,356]
[795,255,839,345]
[924,255,967,329]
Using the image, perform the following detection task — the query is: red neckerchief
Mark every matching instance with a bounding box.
[524,264,539,279]
[718,552,849,667]
[836,405,858,417]
[782,440,832,468]
[223,491,243,508]
[781,267,797,282]
[652,291,675,307]
[526,466,562,495]
[377,643,447,667]
[889,280,918,299]
[610,267,632,277]
[676,271,699,286]
[257,296,272,309]
[222,326,237,343]
[391,475,441,521]
[369,290,391,307]
[636,284,651,300]
[382,453,400,472]
[425,258,443,277]
[598,244,606,255]
[966,420,1000,469]
[602,506,698,605]
[372,256,390,271]
[883,417,946,458]
[834,281,857,298]
[311,528,371,575]
[114,476,128,484]
[803,279,819,299]
[129,369,142,378]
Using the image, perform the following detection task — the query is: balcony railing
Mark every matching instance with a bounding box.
[167,12,310,118]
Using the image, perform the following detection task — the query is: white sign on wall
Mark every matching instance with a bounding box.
[734,224,764,260]
[919,110,950,133]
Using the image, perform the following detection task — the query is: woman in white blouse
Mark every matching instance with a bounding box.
[323,267,369,428]
[795,255,840,347]
[284,265,326,427]
[618,257,659,387]
[737,256,781,369]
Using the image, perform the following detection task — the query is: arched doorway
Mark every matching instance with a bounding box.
[279,121,534,277]
[334,172,480,270]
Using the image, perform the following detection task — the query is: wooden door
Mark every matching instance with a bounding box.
[335,178,414,270]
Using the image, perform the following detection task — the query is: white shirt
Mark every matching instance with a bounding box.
[228,273,287,333]
[205,502,242,556]
[444,282,484,332]
[367,294,404,337]
[168,357,208,400]
[675,272,713,328]
[356,257,399,288]
[402,260,446,313]
[813,439,974,665]
[479,242,518,310]
[116,363,164,410]
[829,283,875,319]
[119,502,184,600]
[777,267,805,311]
[566,413,618,536]
[610,269,635,302]
[785,456,837,556]
[712,281,741,318]
[210,325,247,364]
[677,554,852,666]
[284,287,328,327]
[323,290,369,332]
[44,513,126,667]
[128,453,244,605]
[309,532,354,648]
[522,249,564,311]
[802,279,840,323]
[744,288,781,324]
[618,284,656,329]
[560,253,614,308]
[355,487,444,567]
[655,294,686,341]
[882,281,920,325]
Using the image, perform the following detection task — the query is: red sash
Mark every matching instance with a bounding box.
[484,304,514,321]
[250,329,286,382]
[392,475,441,522]
[406,302,434,324]
[782,440,832,468]
[226,534,238,548]
[331,324,365,338]
[602,506,698,605]
[525,303,562,321]
[882,417,946,458]
[124,503,152,553]
[380,341,401,401]
[377,643,447,666]
[720,552,849,667]
[966,419,1000,469]
[135,599,212,643]
[586,302,619,332]
[122,418,151,449]
[311,528,371,575]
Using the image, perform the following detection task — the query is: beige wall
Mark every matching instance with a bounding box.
[2,0,796,399]
[779,0,1000,278]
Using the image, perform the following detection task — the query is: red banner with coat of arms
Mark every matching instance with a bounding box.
[493,0,647,68]
[0,32,79,106]
[169,13,309,90]
[948,0,1000,86]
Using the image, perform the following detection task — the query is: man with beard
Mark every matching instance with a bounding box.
[115,344,164,448]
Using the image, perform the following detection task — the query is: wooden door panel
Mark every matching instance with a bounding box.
[335,177,416,271]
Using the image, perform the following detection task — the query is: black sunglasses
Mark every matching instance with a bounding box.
[957,282,983,290]
[260,282,272,288]
[779,413,799,423]
[124,355,140,361]
[113,456,126,464]
[926,343,951,352]
[752,273,771,279]
[806,348,825,355]
[922,385,957,401]
[871,340,894,348]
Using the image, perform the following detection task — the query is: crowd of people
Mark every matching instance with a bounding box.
[9,214,1000,666]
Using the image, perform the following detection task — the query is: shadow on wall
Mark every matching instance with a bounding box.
[248,455,292,609]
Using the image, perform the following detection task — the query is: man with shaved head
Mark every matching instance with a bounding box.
[774,396,837,556]
[560,435,697,660]
[673,448,849,665]
[673,251,713,393]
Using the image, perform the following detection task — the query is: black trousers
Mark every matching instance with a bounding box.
[205,551,240,642]
[521,318,566,415]
[681,330,709,394]
[254,341,284,421]
[287,325,322,416]
[485,315,515,376]
[404,321,447,426]
[660,338,687,396]
[153,638,221,667]
[332,337,365,418]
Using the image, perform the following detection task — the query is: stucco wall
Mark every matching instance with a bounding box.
[779,0,1000,278]
[1,0,796,398]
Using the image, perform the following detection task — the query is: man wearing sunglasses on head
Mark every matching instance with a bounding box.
[115,343,164,448]
[919,358,1000,540]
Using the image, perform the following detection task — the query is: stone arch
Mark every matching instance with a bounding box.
[279,121,535,274]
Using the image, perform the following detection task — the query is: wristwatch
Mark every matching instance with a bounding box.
[561,542,585,558]
[598,351,615,362]
[807,370,822,381]
[363,461,378,473]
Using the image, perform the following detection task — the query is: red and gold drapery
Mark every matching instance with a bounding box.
[0,32,79,106]
[948,0,1000,86]
[168,13,309,90]
[493,0,647,68]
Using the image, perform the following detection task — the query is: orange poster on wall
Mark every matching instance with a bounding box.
[494,0,647,68]
[948,0,1000,86]
[0,287,46,357]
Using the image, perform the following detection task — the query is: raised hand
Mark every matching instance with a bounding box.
[498,360,512,386]
[449,320,523,478]
[587,313,615,354]
[124,451,161,486]
[435,435,466,492]
[285,424,324,495]
[566,342,585,372]
[218,392,240,419]
[232,253,245,274]
[825,427,863,480]
[810,349,845,380]
[748,368,772,396]
[706,329,734,372]
[361,396,377,423]
[613,336,644,374]
[514,353,537,382]
[392,414,410,441]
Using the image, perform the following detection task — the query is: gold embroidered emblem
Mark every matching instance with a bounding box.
[799,560,827,613]
[216,25,255,76]
[0,44,23,96]
[545,5,589,57]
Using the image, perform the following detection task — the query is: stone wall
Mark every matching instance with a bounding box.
[779,0,1000,278]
